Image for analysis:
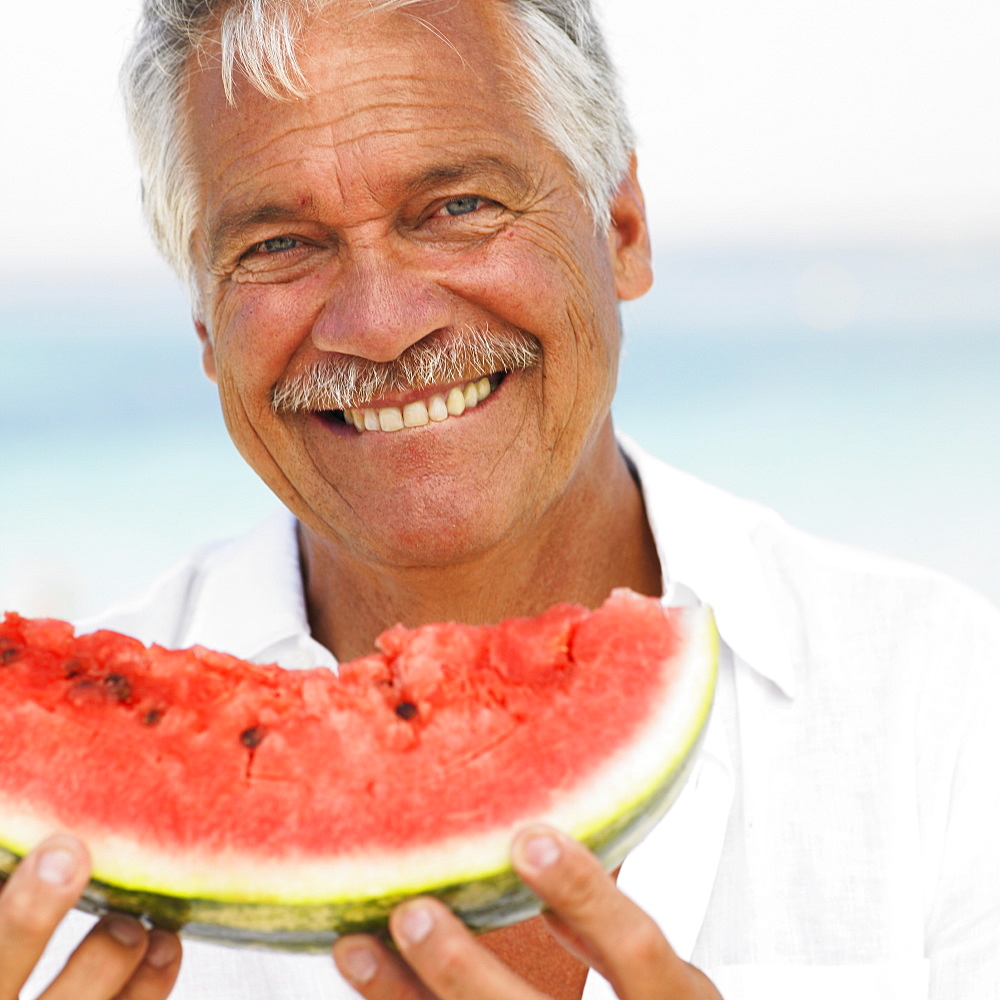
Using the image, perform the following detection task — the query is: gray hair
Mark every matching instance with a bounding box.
[121,0,634,301]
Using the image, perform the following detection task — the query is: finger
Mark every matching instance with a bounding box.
[0,834,91,1000]
[334,933,436,1000]
[537,910,602,969]
[38,915,148,1000]
[511,826,704,999]
[114,929,183,1000]
[388,898,548,1000]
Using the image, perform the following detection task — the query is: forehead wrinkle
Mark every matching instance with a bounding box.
[204,65,469,165]
[213,89,495,181]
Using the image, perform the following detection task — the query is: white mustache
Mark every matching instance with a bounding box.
[271,327,540,412]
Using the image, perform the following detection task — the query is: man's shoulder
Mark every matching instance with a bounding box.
[753,506,999,636]
[747,497,1000,715]
[633,439,997,618]
[628,440,1000,683]
[81,509,299,649]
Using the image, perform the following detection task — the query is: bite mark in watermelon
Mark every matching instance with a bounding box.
[0,589,717,950]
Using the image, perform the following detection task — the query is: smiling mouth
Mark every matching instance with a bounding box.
[320,373,504,432]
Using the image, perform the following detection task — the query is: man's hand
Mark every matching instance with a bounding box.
[0,834,181,1000]
[333,825,722,999]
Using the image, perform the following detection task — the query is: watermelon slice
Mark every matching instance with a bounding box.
[0,589,716,951]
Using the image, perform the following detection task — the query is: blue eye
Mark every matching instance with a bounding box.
[258,236,299,253]
[442,197,482,216]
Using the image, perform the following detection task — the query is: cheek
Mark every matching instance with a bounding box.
[442,226,616,342]
[485,234,569,317]
[468,228,623,399]
[209,286,313,399]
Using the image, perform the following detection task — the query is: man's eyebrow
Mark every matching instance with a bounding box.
[209,204,306,264]
[407,156,534,197]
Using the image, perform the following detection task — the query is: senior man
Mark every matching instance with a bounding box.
[6,0,999,998]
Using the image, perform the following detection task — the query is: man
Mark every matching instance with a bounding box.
[5,0,999,998]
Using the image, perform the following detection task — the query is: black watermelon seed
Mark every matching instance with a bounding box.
[394,701,418,720]
[0,646,18,665]
[142,709,164,726]
[103,674,132,702]
[63,658,83,678]
[240,726,266,748]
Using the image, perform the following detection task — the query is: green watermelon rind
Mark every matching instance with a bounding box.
[0,604,717,951]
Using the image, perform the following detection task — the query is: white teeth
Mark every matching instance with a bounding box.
[428,394,448,422]
[345,378,495,432]
[402,400,429,427]
[446,386,466,416]
[378,407,404,432]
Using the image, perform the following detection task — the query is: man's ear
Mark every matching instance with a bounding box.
[194,318,218,383]
[607,152,653,302]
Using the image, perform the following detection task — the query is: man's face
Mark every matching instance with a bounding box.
[186,0,651,569]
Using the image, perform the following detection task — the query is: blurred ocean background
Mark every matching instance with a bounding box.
[3,244,998,619]
[1,0,998,620]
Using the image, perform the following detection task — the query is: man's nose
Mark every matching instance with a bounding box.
[309,245,452,362]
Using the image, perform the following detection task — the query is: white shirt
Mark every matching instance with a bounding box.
[26,440,1000,999]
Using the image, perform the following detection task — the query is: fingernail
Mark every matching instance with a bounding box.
[521,832,561,873]
[105,916,143,948]
[340,945,378,985]
[144,931,180,969]
[35,848,77,886]
[396,903,434,945]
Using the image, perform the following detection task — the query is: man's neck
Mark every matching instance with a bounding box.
[298,430,662,662]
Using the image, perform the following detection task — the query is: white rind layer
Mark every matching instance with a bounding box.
[0,606,717,909]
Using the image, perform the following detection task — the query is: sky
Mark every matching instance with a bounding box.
[2,0,998,287]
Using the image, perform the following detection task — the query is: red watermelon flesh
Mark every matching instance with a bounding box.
[0,589,717,949]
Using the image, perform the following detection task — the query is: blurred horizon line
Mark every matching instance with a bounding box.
[2,235,997,283]
[3,242,997,343]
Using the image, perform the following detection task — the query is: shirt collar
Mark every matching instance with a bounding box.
[620,435,798,699]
